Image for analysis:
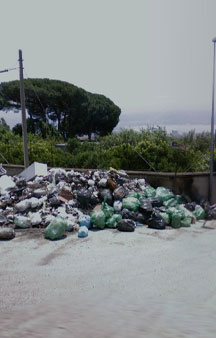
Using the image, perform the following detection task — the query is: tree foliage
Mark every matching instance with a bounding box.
[0,119,213,172]
[0,78,121,140]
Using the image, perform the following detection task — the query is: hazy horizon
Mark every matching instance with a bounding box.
[0,109,211,135]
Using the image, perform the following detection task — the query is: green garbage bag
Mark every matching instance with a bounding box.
[180,216,191,227]
[144,185,156,198]
[155,187,174,202]
[159,212,170,224]
[44,216,67,240]
[175,195,185,204]
[128,192,145,200]
[101,199,114,220]
[122,197,140,211]
[171,212,182,228]
[106,214,122,228]
[193,205,205,220]
[177,205,195,222]
[167,207,184,228]
[163,198,178,208]
[128,192,137,198]
[90,210,106,229]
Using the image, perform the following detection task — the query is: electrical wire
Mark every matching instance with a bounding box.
[0,61,19,74]
[0,67,18,74]
[24,69,46,116]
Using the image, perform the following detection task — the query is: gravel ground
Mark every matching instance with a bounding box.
[1,221,216,337]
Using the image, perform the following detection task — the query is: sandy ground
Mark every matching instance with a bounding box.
[1,221,216,338]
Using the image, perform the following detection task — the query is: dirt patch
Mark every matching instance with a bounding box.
[137,228,183,241]
[39,250,67,266]
[15,228,44,241]
[38,235,89,265]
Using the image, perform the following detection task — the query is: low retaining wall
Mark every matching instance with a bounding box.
[2,164,25,176]
[2,164,215,203]
[127,171,215,204]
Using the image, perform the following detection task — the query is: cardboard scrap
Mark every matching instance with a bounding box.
[58,189,73,203]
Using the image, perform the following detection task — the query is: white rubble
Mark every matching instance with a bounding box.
[19,162,48,181]
[0,175,16,194]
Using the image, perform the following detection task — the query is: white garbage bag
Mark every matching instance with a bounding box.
[30,212,42,226]
[15,199,31,212]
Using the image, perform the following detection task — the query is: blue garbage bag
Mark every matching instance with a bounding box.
[79,214,91,228]
[78,226,88,238]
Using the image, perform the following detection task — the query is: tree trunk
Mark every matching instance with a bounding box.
[28,110,33,121]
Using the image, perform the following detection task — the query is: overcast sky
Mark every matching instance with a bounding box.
[1,0,216,130]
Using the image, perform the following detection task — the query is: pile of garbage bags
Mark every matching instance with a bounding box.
[0,166,215,241]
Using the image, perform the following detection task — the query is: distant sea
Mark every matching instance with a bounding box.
[115,121,210,134]
[0,110,22,128]
[0,110,211,135]
[115,110,211,134]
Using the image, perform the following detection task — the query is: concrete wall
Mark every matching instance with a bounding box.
[2,164,25,177]
[127,171,216,204]
[2,164,215,203]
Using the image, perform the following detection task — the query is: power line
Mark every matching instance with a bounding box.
[24,69,46,116]
[0,67,18,74]
[134,148,156,172]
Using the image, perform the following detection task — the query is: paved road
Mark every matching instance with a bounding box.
[0,221,216,337]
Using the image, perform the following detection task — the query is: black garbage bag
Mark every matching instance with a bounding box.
[184,202,197,212]
[54,172,67,184]
[134,212,148,224]
[77,189,92,208]
[200,199,210,212]
[139,199,153,214]
[12,187,26,197]
[99,189,113,205]
[89,194,100,206]
[65,172,74,183]
[120,209,148,224]
[115,176,129,186]
[49,196,61,207]
[72,177,81,185]
[120,208,131,219]
[113,186,126,200]
[148,198,163,208]
[15,178,27,189]
[147,212,166,230]
[154,206,167,213]
[0,228,15,240]
[206,207,216,220]
[117,219,136,232]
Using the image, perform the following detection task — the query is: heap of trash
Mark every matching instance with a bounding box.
[0,162,215,241]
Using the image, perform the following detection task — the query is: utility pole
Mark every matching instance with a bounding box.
[210,39,216,204]
[18,49,29,168]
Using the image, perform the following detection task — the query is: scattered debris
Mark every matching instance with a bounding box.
[19,162,48,181]
[58,189,73,203]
